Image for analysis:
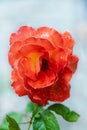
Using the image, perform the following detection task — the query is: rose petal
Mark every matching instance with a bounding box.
[48,81,70,102]
[51,48,67,72]
[68,55,79,73]
[19,54,42,81]
[18,44,45,56]
[8,41,23,67]
[28,70,56,89]
[24,37,55,51]
[24,81,49,105]
[62,31,75,50]
[58,67,72,89]
[48,60,59,74]
[34,26,63,48]
[11,70,27,96]
[10,26,35,45]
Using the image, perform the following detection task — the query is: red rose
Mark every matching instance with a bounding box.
[8,26,79,105]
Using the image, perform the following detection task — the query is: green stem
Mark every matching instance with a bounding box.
[19,116,33,130]
[19,121,29,125]
[28,115,33,130]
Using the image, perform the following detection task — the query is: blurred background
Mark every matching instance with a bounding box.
[0,0,87,129]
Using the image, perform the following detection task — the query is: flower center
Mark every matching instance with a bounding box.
[41,59,48,71]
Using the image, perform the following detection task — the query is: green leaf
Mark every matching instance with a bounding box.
[0,126,8,130]
[0,128,7,130]
[0,112,23,130]
[7,112,23,124]
[64,111,80,122]
[32,104,43,118]
[0,116,9,130]
[26,102,35,113]
[26,102,43,117]
[33,117,45,130]
[6,115,21,130]
[33,110,60,130]
[48,104,80,122]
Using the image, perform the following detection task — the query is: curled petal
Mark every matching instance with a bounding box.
[24,83,48,105]
[58,67,72,89]
[29,95,47,106]
[11,70,27,96]
[28,70,56,89]
[35,26,63,48]
[10,26,35,45]
[51,48,67,72]
[48,81,70,102]
[24,37,55,51]
[18,44,45,57]
[48,60,59,74]
[8,41,23,67]
[19,54,42,81]
[62,31,75,50]
[68,55,79,73]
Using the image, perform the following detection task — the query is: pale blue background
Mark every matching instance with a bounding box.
[0,0,87,130]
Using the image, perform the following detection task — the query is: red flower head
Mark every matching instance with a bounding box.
[8,26,79,105]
